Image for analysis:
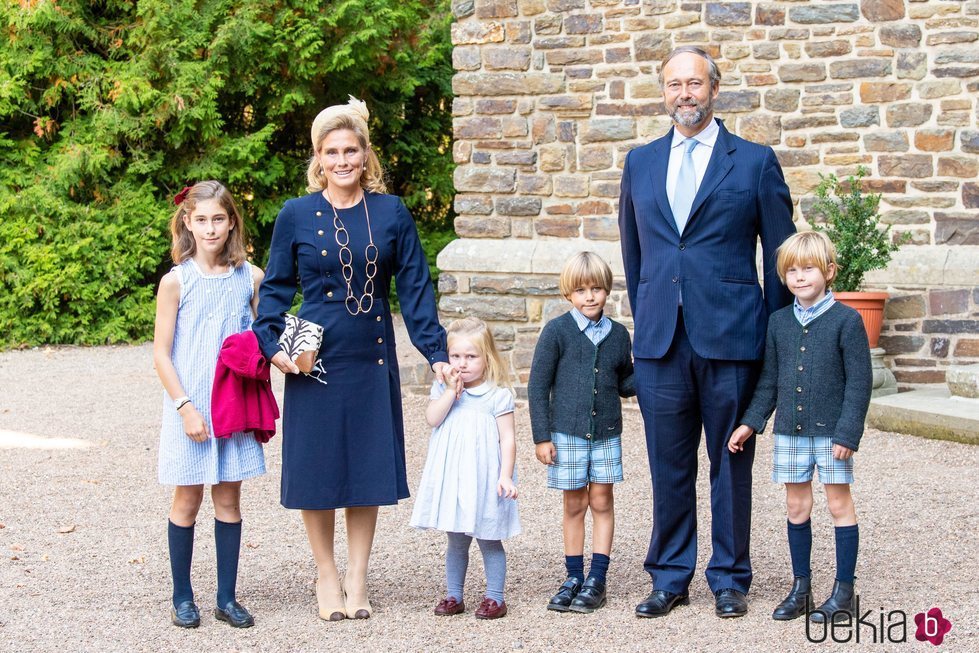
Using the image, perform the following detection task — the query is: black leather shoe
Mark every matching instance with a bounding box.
[214,600,255,628]
[547,577,582,612]
[171,600,200,628]
[635,589,689,618]
[569,577,606,613]
[772,576,814,621]
[714,588,748,618]
[809,580,855,623]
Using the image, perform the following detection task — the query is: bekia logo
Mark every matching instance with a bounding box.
[914,607,952,646]
[805,597,953,646]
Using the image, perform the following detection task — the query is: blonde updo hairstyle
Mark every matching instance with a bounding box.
[306,96,386,195]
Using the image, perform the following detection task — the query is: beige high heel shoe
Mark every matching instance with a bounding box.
[315,577,346,622]
[342,577,372,619]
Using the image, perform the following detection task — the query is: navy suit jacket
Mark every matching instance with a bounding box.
[619,119,796,361]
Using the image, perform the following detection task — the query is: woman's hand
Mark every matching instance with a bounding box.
[271,350,300,374]
[180,405,209,442]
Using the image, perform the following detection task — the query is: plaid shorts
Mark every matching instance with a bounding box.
[772,434,854,485]
[546,432,623,490]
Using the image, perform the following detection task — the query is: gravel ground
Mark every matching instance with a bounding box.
[0,338,976,653]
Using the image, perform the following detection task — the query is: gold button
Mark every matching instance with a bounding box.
[800,346,806,352]
[796,425,802,431]
[586,433,592,439]
[316,211,322,216]
[796,387,802,393]
[593,389,598,395]
[318,229,324,236]
[376,316,382,322]
[803,328,809,334]
[798,365,804,371]
[377,337,383,344]
[594,368,599,373]
[378,359,384,365]
[592,410,597,416]
[327,291,334,297]
[321,249,328,256]
[797,405,803,411]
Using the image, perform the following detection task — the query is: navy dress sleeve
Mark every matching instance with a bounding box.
[253,201,299,360]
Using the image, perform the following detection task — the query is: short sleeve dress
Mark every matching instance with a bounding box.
[410,381,521,541]
[158,259,267,486]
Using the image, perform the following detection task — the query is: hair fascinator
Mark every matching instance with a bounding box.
[173,185,194,206]
[311,95,371,147]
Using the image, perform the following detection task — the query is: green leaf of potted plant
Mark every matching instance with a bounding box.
[805,166,910,348]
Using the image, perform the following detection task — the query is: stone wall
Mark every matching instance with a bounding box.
[439,0,979,391]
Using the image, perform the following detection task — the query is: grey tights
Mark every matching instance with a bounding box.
[445,531,506,603]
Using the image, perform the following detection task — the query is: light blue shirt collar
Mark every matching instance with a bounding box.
[570,308,612,346]
[794,291,836,326]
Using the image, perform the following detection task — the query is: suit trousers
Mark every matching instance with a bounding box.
[635,309,759,595]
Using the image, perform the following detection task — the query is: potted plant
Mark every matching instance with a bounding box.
[805,166,908,348]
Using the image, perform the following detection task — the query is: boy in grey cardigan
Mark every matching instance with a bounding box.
[728,231,871,625]
[528,252,635,614]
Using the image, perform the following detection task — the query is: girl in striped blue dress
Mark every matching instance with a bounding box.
[153,181,266,629]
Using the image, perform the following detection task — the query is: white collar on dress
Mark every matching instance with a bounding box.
[463,381,493,396]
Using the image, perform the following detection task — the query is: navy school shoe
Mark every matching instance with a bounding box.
[171,600,200,628]
[569,577,606,613]
[214,600,255,628]
[547,577,583,612]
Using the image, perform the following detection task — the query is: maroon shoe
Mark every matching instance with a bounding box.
[475,597,508,620]
[434,597,465,616]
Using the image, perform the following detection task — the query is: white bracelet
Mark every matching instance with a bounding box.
[174,396,192,411]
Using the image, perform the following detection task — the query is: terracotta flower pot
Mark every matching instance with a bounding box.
[834,291,888,348]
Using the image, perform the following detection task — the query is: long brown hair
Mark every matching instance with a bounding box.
[169,180,248,267]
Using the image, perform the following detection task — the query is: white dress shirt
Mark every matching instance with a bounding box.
[667,117,719,209]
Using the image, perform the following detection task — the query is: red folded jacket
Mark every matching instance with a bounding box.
[212,330,280,443]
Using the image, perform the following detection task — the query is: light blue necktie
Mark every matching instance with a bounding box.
[672,138,699,234]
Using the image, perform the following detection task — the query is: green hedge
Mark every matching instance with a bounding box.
[0,0,455,347]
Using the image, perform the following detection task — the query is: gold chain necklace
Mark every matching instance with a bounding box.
[325,188,378,316]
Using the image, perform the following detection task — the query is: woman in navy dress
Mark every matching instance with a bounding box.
[253,97,450,622]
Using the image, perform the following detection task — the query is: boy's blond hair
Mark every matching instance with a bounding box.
[776,231,838,287]
[446,317,512,388]
[558,251,613,298]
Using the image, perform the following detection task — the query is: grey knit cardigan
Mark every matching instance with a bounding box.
[528,312,636,444]
[740,302,872,451]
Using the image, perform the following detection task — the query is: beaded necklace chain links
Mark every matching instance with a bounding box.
[325,188,378,316]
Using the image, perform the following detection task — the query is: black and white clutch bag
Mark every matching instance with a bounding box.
[278,313,327,384]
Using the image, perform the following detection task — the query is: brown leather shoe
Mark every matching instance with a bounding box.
[475,597,507,620]
[434,597,465,616]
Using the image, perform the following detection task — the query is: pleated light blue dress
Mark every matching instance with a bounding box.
[410,381,521,540]
[158,259,266,486]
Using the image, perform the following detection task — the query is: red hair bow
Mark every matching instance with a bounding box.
[173,185,194,206]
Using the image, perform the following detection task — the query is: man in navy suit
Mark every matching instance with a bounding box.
[619,46,796,619]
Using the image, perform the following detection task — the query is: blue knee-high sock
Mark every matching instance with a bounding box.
[215,518,242,606]
[835,524,859,583]
[565,554,584,581]
[588,553,610,583]
[476,539,507,603]
[445,532,472,602]
[787,519,812,579]
[168,520,195,606]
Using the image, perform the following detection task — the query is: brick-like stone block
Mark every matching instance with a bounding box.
[926,31,979,46]
[517,173,552,195]
[539,144,567,171]
[534,14,563,34]
[705,3,752,26]
[451,21,505,45]
[964,183,979,209]
[454,117,503,140]
[579,145,613,171]
[507,19,532,44]
[881,210,929,225]
[576,200,612,215]
[929,289,971,316]
[502,116,528,137]
[454,214,511,238]
[535,215,581,237]
[805,40,852,57]
[452,0,475,18]
[938,157,979,178]
[441,295,527,320]
[886,103,933,128]
[885,294,926,320]
[715,90,761,112]
[861,0,905,21]
[565,14,604,33]
[922,319,979,334]
[879,334,926,354]
[472,152,492,164]
[496,197,542,216]
[454,166,517,193]
[935,216,979,245]
[583,216,620,240]
[778,63,827,82]
[765,89,801,112]
[453,73,564,96]
[878,155,933,178]
[438,273,458,294]
[961,131,979,154]
[495,151,537,165]
[789,4,859,24]
[546,49,603,66]
[896,52,928,80]
[547,0,585,11]
[914,129,955,152]
[738,114,781,145]
[580,119,635,143]
[783,115,837,130]
[538,94,593,112]
[880,24,921,47]
[635,33,673,61]
[476,99,517,115]
[893,369,947,384]
[859,82,911,103]
[475,0,518,18]
[756,3,785,26]
[471,275,558,295]
[483,47,531,71]
[840,106,879,128]
[931,338,951,358]
[453,46,482,71]
[754,42,780,59]
[954,339,979,357]
[455,195,494,215]
[776,150,820,167]
[830,59,891,79]
[453,141,471,164]
[554,175,591,197]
